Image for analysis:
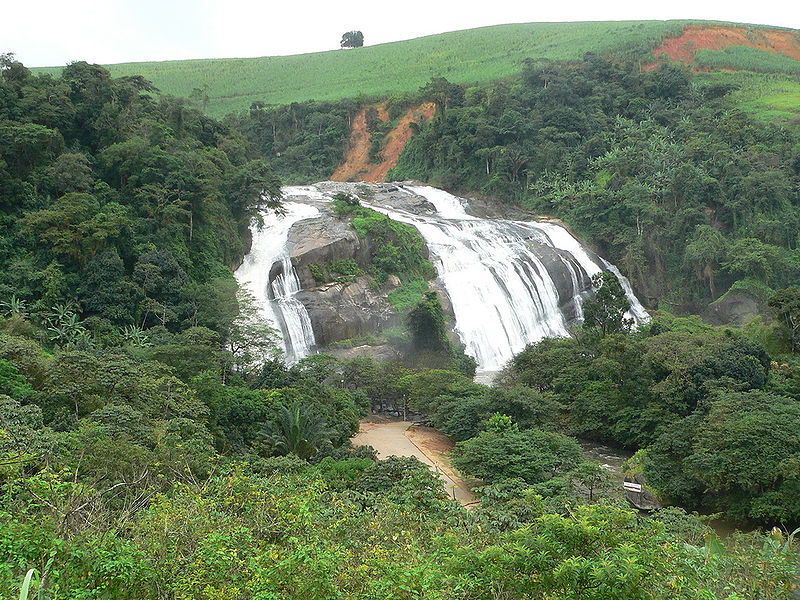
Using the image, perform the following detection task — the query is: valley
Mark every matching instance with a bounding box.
[3,17,800,598]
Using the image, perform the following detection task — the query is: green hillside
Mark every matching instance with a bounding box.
[36,20,692,117]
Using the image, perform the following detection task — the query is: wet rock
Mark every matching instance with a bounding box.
[326,344,401,362]
[623,474,662,511]
[315,180,437,215]
[286,216,369,290]
[296,275,401,346]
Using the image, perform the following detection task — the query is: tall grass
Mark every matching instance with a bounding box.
[18,569,42,600]
[35,20,690,117]
[695,46,800,75]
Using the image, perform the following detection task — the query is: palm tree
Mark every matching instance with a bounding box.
[261,402,330,460]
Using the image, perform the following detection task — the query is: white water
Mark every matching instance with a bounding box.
[236,183,648,371]
[368,185,648,371]
[233,200,320,363]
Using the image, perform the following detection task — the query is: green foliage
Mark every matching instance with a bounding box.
[505,317,800,524]
[335,204,435,291]
[695,46,800,75]
[582,272,633,336]
[340,30,364,49]
[391,54,800,312]
[405,291,449,352]
[0,59,283,344]
[769,286,800,352]
[329,258,362,282]
[36,21,691,117]
[452,420,583,485]
[0,359,33,400]
[387,278,428,310]
[260,401,332,460]
[402,291,476,375]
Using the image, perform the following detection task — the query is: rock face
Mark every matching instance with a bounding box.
[286,216,369,289]
[702,292,760,326]
[314,181,437,215]
[624,474,662,511]
[296,276,402,346]
[253,182,647,365]
[273,186,437,347]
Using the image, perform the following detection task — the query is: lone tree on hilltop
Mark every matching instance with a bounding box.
[340,30,364,48]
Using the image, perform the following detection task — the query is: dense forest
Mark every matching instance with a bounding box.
[390,56,800,312]
[2,52,800,597]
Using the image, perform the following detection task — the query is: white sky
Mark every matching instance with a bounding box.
[3,0,799,68]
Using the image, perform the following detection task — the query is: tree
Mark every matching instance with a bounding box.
[260,401,331,460]
[405,291,449,352]
[452,417,583,485]
[582,272,633,337]
[683,225,727,298]
[340,30,364,49]
[769,287,800,353]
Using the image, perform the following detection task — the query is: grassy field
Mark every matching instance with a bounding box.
[35,20,692,117]
[695,46,800,75]
[695,71,800,123]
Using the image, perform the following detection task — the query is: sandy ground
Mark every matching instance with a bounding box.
[352,420,475,504]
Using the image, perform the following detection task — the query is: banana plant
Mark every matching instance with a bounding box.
[0,295,27,319]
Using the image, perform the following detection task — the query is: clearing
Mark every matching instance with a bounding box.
[351,419,475,504]
[651,24,800,66]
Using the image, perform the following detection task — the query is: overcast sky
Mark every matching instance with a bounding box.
[3,0,798,68]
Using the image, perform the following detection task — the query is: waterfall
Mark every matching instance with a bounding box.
[366,185,649,371]
[233,200,319,363]
[235,183,648,372]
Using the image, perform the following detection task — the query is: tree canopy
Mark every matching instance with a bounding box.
[340,30,364,49]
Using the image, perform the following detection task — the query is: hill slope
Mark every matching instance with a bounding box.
[37,21,697,117]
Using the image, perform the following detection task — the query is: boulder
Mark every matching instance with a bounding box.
[327,344,401,362]
[703,292,760,326]
[623,474,662,512]
[296,275,402,346]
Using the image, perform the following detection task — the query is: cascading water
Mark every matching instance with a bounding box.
[365,185,648,371]
[235,182,648,372]
[234,198,320,363]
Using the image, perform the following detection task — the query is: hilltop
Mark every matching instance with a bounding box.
[33,20,698,117]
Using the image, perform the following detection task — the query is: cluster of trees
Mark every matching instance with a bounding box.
[501,310,800,525]
[3,320,799,596]
[0,54,282,341]
[340,30,364,49]
[390,55,800,311]
[2,49,799,596]
[225,99,356,183]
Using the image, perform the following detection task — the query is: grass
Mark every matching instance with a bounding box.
[388,279,430,311]
[33,20,692,117]
[695,46,800,75]
[698,71,800,124]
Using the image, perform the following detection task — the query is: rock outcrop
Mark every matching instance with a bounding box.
[702,292,760,326]
[270,184,439,347]
[296,276,402,346]
[623,474,662,512]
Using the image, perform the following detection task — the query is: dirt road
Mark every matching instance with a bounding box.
[352,420,475,504]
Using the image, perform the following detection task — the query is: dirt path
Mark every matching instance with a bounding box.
[352,420,475,504]
[331,103,435,183]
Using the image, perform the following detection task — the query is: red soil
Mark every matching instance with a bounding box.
[647,25,800,69]
[331,102,435,183]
